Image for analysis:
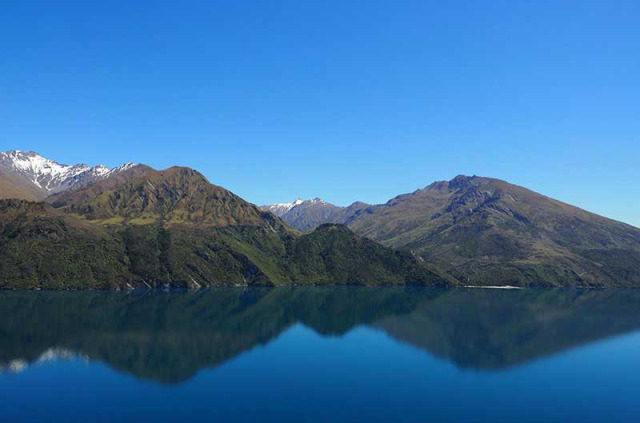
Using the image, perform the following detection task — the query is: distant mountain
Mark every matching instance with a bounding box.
[269,176,640,287]
[262,198,370,232]
[262,198,305,216]
[0,156,452,289]
[0,150,136,200]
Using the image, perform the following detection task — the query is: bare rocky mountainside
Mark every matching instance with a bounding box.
[264,176,640,287]
[0,151,451,289]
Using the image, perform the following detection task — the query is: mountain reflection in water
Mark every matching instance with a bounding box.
[2,287,640,383]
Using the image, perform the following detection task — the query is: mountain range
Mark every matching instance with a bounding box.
[0,151,449,289]
[0,150,136,200]
[1,150,639,288]
[264,176,640,287]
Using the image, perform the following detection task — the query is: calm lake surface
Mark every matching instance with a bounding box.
[2,287,640,422]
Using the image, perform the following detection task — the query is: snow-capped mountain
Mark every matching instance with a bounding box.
[57,162,138,193]
[262,198,305,217]
[262,198,332,217]
[0,150,136,199]
[261,198,370,231]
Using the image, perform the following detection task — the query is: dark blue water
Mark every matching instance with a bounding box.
[1,287,640,422]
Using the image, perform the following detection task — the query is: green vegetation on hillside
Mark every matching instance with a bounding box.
[3,165,639,289]
[0,171,453,289]
[283,175,640,287]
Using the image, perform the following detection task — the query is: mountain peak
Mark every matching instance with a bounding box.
[49,165,280,228]
[0,150,138,200]
[448,174,477,189]
[261,197,372,232]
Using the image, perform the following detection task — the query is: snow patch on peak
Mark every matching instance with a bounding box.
[276,198,304,209]
[263,198,305,216]
[0,150,138,195]
[262,197,331,217]
[111,162,137,172]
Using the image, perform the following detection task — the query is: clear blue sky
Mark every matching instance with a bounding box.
[1,1,638,226]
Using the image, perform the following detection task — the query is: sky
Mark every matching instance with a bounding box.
[1,0,638,226]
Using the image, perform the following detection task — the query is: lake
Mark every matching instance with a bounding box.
[1,287,640,422]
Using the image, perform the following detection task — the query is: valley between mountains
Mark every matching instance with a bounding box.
[1,150,639,288]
